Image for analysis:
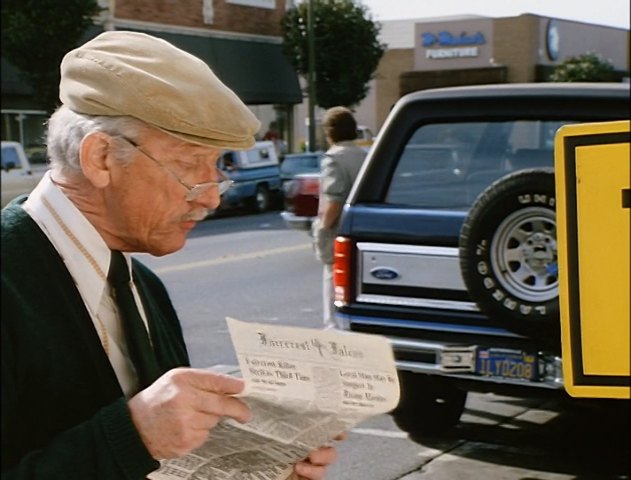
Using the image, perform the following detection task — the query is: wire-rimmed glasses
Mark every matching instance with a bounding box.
[119,136,233,201]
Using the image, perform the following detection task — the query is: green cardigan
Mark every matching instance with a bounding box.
[1,199,190,479]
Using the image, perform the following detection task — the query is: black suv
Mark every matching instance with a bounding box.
[332,83,630,436]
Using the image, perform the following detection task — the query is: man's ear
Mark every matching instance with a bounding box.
[79,133,113,188]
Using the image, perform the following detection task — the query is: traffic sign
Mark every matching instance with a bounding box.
[555,120,630,399]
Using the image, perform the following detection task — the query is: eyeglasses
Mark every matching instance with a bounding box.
[118,136,233,201]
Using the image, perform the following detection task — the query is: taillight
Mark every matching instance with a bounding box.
[299,177,320,196]
[333,236,352,306]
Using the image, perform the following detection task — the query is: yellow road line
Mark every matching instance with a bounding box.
[154,243,311,274]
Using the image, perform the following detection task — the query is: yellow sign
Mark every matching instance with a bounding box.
[555,120,630,399]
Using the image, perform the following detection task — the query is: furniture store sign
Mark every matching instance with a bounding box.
[414,19,493,70]
[421,31,485,58]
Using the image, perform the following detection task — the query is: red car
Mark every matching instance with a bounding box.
[280,172,320,231]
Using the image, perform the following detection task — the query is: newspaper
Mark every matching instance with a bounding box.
[148,317,400,480]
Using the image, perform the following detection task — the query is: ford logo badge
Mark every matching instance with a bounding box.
[370,267,399,280]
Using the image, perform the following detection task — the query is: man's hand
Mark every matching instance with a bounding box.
[290,432,347,480]
[128,368,250,459]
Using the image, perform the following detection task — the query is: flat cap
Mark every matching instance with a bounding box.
[60,30,261,149]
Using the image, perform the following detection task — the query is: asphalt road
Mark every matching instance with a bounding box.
[136,209,630,480]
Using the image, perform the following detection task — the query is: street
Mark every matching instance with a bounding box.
[136,210,630,480]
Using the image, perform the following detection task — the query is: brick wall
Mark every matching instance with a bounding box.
[399,66,507,95]
[374,49,414,129]
[115,0,286,36]
[492,15,540,83]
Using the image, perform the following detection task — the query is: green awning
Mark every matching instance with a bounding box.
[128,29,303,105]
[2,26,302,106]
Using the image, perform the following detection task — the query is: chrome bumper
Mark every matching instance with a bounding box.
[280,211,314,232]
[390,336,564,390]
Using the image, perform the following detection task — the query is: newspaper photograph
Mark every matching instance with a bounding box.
[148,317,400,480]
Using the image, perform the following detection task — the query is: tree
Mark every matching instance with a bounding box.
[549,52,616,82]
[281,0,385,109]
[1,0,102,112]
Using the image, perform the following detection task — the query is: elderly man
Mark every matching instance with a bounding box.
[1,31,339,479]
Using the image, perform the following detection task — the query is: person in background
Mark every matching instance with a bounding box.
[263,120,287,157]
[1,30,341,480]
[312,107,368,329]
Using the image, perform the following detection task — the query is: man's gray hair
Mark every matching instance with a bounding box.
[46,105,145,175]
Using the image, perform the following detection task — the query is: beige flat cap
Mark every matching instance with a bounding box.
[60,30,261,149]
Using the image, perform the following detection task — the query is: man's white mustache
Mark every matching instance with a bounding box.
[183,209,209,222]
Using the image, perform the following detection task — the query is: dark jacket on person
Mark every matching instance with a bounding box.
[1,198,190,479]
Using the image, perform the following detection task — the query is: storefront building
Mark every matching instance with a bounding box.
[352,13,629,137]
[1,0,302,153]
[3,9,629,154]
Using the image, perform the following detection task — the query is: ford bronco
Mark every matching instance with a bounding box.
[332,83,630,436]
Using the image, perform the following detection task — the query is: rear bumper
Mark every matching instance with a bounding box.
[390,336,563,390]
[337,314,564,391]
[280,211,314,231]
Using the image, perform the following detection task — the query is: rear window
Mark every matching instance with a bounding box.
[385,120,574,210]
[280,155,320,174]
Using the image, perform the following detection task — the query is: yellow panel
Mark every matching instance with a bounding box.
[575,143,630,376]
[555,120,630,399]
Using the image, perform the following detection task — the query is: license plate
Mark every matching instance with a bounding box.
[476,349,539,381]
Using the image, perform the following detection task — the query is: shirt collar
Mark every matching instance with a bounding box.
[23,172,114,315]
[328,140,359,153]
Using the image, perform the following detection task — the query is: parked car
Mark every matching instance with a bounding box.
[1,141,49,208]
[214,140,282,214]
[280,172,320,231]
[279,151,323,186]
[331,82,630,437]
[279,151,323,230]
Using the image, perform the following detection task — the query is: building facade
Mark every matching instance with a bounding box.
[349,13,630,140]
[1,0,302,153]
[3,8,629,154]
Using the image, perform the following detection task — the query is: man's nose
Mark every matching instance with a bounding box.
[194,188,221,210]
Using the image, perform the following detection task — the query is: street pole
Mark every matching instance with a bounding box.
[104,0,116,31]
[307,0,316,152]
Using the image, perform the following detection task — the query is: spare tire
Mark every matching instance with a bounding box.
[459,168,559,339]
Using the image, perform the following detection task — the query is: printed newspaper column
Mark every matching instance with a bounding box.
[148,317,400,480]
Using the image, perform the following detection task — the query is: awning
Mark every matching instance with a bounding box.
[2,26,303,106]
[127,29,303,105]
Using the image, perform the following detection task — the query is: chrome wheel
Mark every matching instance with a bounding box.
[491,206,558,303]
